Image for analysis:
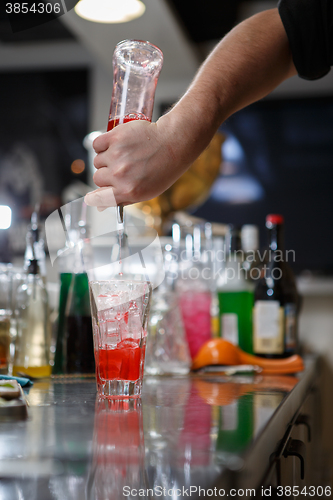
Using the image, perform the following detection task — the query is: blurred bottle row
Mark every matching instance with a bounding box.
[147,213,300,375]
[0,207,300,378]
[0,202,94,378]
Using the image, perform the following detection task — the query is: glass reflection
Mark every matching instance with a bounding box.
[86,398,147,500]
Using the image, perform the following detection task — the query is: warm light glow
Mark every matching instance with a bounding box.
[71,159,86,174]
[0,205,12,230]
[75,0,146,23]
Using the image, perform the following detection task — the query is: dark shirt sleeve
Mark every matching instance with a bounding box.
[278,0,333,80]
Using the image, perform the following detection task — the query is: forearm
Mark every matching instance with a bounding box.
[159,8,296,166]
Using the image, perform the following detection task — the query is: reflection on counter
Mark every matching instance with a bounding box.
[87,398,147,500]
[0,370,307,499]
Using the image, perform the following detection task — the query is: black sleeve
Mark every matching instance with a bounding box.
[278,0,333,80]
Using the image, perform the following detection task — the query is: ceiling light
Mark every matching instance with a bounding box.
[75,0,146,24]
[0,206,12,230]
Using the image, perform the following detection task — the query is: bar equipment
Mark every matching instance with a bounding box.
[107,39,163,225]
[145,243,191,375]
[176,224,213,359]
[89,279,152,398]
[53,200,94,375]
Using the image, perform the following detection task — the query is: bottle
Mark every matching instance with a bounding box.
[177,225,213,360]
[52,223,80,375]
[253,214,299,358]
[13,257,52,378]
[217,225,253,354]
[107,40,163,226]
[24,209,47,281]
[241,224,261,282]
[64,269,95,374]
[53,201,94,375]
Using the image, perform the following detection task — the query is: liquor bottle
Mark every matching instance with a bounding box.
[253,214,299,358]
[217,225,253,354]
[24,209,47,281]
[53,203,94,375]
[64,269,95,374]
[52,224,80,375]
[241,224,262,282]
[13,257,52,378]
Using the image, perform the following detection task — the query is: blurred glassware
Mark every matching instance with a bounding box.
[0,264,12,374]
[13,257,52,378]
[241,224,261,282]
[145,244,191,376]
[24,207,47,281]
[176,224,213,360]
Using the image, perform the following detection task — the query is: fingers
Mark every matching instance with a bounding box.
[93,132,111,154]
[93,166,116,190]
[93,151,108,170]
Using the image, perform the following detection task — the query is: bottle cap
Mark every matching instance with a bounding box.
[266,214,284,225]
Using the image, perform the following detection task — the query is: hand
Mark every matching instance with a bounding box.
[89,116,187,207]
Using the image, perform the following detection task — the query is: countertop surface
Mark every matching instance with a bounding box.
[0,357,319,499]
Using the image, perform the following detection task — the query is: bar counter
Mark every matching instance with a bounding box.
[0,356,324,499]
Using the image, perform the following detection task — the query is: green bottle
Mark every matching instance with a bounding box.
[217,226,254,354]
[53,272,72,374]
[64,271,94,374]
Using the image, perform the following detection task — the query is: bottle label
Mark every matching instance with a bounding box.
[285,303,297,351]
[221,313,238,345]
[253,301,284,354]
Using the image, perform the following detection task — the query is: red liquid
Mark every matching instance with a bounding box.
[96,338,146,384]
[94,398,143,465]
[107,113,151,132]
[92,399,145,498]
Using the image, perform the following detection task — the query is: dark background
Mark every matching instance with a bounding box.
[0,69,89,256]
[193,96,333,275]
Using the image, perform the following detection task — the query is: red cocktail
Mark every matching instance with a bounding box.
[89,280,152,398]
[107,113,151,132]
[95,338,146,385]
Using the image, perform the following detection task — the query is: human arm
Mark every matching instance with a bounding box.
[88,8,296,207]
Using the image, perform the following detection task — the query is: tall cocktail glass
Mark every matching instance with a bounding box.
[89,280,152,398]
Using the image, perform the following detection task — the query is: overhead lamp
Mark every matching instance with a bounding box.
[74,0,146,24]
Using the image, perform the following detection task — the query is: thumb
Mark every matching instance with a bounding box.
[84,186,117,210]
